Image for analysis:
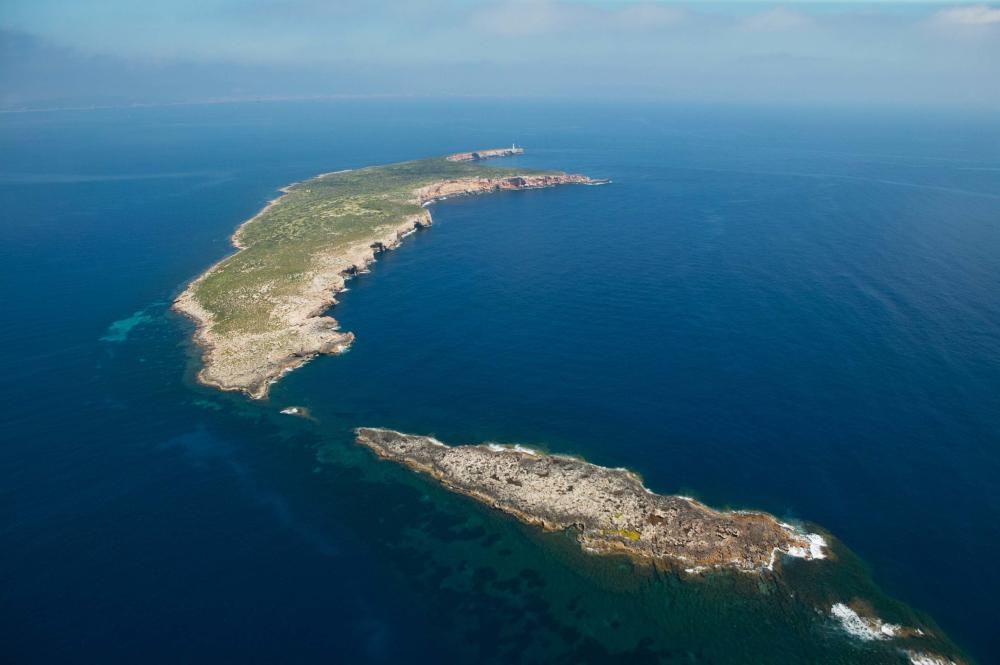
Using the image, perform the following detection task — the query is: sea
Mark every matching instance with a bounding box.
[1,100,997,664]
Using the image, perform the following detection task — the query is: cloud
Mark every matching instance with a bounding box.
[934,4,1000,26]
[470,0,684,37]
[471,0,581,37]
[740,8,814,33]
[614,4,686,31]
[2,2,998,108]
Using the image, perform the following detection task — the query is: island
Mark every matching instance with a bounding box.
[354,427,827,572]
[354,428,967,663]
[279,405,313,419]
[174,149,605,398]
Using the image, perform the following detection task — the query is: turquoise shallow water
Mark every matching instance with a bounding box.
[1,100,997,663]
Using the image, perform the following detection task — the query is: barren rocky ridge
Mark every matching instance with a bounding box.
[355,427,828,572]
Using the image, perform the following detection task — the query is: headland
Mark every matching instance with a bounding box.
[174,149,605,399]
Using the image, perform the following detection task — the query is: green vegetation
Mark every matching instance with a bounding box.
[193,156,546,335]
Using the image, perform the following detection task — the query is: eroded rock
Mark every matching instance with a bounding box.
[354,427,827,572]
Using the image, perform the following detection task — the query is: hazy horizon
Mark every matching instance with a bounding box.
[2,1,999,110]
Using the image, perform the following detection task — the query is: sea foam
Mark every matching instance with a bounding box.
[830,603,900,641]
[905,651,957,665]
[486,443,540,456]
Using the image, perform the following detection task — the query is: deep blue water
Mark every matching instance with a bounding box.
[1,100,998,664]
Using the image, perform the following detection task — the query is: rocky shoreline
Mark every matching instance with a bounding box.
[354,427,827,572]
[414,173,599,205]
[445,146,524,162]
[173,208,430,399]
[353,428,967,663]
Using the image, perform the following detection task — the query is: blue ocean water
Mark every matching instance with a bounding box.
[1,100,997,663]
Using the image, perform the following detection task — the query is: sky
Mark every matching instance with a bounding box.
[1,1,998,109]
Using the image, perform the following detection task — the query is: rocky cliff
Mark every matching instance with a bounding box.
[446,147,524,162]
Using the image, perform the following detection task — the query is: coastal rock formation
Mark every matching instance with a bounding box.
[354,427,828,572]
[279,406,312,419]
[829,603,963,665]
[415,174,598,205]
[173,150,605,399]
[830,602,912,641]
[905,652,960,665]
[174,209,430,399]
[446,147,524,162]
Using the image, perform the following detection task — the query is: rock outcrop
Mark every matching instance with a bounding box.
[174,210,429,399]
[414,174,600,205]
[354,427,828,572]
[446,147,524,162]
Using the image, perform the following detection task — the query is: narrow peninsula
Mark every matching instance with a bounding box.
[174,149,604,398]
[354,427,828,573]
